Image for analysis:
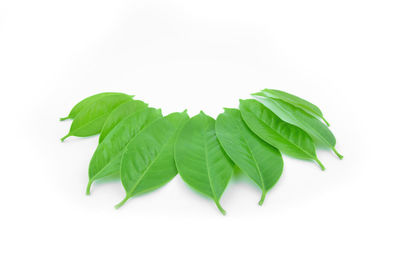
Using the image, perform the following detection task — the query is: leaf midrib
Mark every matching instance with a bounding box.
[203,130,219,202]
[266,98,333,148]
[251,111,315,159]
[228,117,266,191]
[92,122,150,180]
[124,126,175,197]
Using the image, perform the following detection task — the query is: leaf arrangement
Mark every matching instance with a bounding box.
[60,89,342,214]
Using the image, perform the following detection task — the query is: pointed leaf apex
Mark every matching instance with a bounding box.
[251,92,265,97]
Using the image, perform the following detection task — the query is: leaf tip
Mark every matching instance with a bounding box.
[258,191,267,206]
[60,134,70,142]
[322,117,330,127]
[333,148,343,159]
[115,197,129,209]
[316,159,326,170]
[85,181,93,195]
[215,201,226,215]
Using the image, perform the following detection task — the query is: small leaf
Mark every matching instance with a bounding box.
[87,108,162,194]
[239,99,324,170]
[216,108,283,205]
[98,100,148,143]
[175,112,233,215]
[60,92,132,121]
[259,89,330,126]
[115,111,189,209]
[61,94,133,141]
[253,94,343,159]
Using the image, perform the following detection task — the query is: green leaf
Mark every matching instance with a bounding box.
[60,92,132,121]
[258,88,330,126]
[61,94,134,141]
[175,112,233,215]
[239,99,324,170]
[216,108,283,205]
[87,108,162,194]
[115,111,189,209]
[98,100,148,143]
[252,94,343,159]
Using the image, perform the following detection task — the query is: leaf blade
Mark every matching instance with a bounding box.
[98,100,149,143]
[253,94,342,158]
[175,112,233,214]
[61,93,134,141]
[60,92,132,121]
[87,108,162,194]
[116,111,189,208]
[239,99,324,170]
[216,108,284,205]
[258,88,330,126]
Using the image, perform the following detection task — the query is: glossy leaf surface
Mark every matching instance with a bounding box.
[253,94,342,158]
[239,99,324,169]
[216,108,283,205]
[60,92,131,121]
[257,88,330,126]
[87,108,162,194]
[175,112,233,214]
[115,111,189,208]
[61,94,134,141]
[98,100,148,143]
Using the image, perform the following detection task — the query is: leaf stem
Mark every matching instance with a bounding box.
[85,180,93,195]
[332,148,343,159]
[215,200,226,215]
[60,134,70,142]
[315,159,325,171]
[258,190,267,206]
[322,117,330,127]
[59,117,70,121]
[115,196,129,209]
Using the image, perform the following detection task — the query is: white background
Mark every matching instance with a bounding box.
[1,1,399,264]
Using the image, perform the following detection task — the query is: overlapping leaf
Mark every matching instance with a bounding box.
[60,92,131,121]
[252,93,343,158]
[99,100,148,143]
[61,93,134,141]
[115,111,189,208]
[259,88,330,126]
[87,108,162,194]
[239,99,325,170]
[216,108,283,205]
[60,89,342,214]
[175,112,233,214]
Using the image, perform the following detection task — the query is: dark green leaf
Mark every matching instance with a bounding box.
[61,94,133,141]
[115,111,189,209]
[216,108,283,205]
[87,108,162,194]
[239,99,324,170]
[175,112,233,215]
[98,100,148,143]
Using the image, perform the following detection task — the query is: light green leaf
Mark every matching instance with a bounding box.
[87,108,162,194]
[98,100,148,143]
[175,112,233,215]
[216,108,283,205]
[60,92,132,121]
[253,94,343,159]
[61,94,134,141]
[115,111,189,209]
[259,88,330,126]
[239,99,324,170]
